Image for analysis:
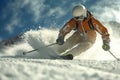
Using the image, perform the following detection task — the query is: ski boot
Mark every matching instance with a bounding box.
[60,54,73,60]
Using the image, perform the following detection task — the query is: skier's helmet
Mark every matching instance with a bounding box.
[72,4,87,20]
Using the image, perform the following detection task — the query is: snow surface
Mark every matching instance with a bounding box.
[0,58,120,80]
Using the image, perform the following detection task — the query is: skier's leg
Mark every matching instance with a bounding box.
[53,32,81,53]
[64,41,94,57]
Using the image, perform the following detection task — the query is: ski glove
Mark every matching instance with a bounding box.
[102,43,110,51]
[56,36,64,45]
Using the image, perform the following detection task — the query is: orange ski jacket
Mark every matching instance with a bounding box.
[58,11,110,43]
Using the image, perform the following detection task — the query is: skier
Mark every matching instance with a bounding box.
[56,4,110,59]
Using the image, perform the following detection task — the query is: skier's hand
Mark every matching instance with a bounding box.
[102,43,110,51]
[56,36,64,45]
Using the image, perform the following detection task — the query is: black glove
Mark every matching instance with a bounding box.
[102,43,110,51]
[56,36,64,45]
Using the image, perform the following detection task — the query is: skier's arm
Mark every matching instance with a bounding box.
[91,17,110,51]
[58,18,76,38]
[56,19,75,45]
[91,17,110,44]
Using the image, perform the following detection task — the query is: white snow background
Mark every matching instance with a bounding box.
[0,0,120,80]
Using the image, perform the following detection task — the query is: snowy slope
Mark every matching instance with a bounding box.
[0,58,120,80]
[0,0,120,80]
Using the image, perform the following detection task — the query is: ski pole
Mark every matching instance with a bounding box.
[23,43,57,55]
[108,50,120,61]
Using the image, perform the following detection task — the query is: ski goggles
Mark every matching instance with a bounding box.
[74,15,84,20]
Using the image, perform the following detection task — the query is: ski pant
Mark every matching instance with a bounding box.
[54,31,96,57]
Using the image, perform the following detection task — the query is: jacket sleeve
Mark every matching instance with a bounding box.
[91,17,110,44]
[58,18,76,38]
